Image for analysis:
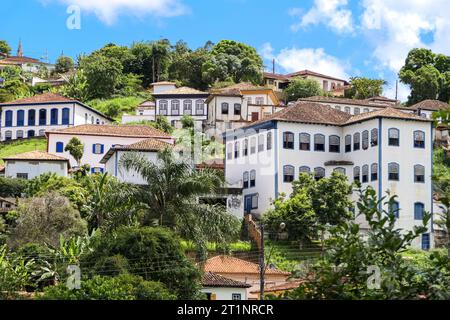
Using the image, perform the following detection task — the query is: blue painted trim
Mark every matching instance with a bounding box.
[274,123,279,199]
[430,121,434,233]
[378,118,382,209]
[114,151,119,177]
[1,123,74,128]
[222,120,276,139]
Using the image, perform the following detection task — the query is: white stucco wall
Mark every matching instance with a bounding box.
[4,160,68,179]
[201,287,248,300]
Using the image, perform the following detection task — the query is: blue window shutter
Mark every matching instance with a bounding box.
[92,144,96,154]
[91,168,95,173]
[101,144,104,154]
[100,168,104,173]
[56,142,63,153]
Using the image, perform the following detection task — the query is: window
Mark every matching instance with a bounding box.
[243,172,249,189]
[422,233,430,251]
[4,130,12,141]
[227,143,233,160]
[62,108,70,125]
[56,142,64,153]
[27,130,35,138]
[334,167,346,175]
[92,143,104,155]
[234,103,241,115]
[362,165,369,183]
[329,135,340,153]
[91,167,104,174]
[335,106,341,111]
[299,133,310,151]
[388,163,399,181]
[344,107,351,114]
[49,108,58,125]
[258,134,264,152]
[267,132,272,150]
[234,141,240,158]
[345,135,351,153]
[414,165,425,183]
[362,130,369,150]
[390,201,400,219]
[370,163,378,181]
[159,100,168,115]
[5,110,12,127]
[353,132,360,150]
[354,107,360,115]
[183,100,192,115]
[299,166,310,174]
[39,109,47,125]
[250,170,256,187]
[16,130,23,139]
[243,139,248,156]
[85,113,88,124]
[283,132,294,149]
[353,166,360,183]
[38,129,45,136]
[363,108,370,113]
[314,134,325,152]
[195,100,204,115]
[255,97,264,105]
[284,165,295,183]
[414,130,425,148]
[250,137,256,154]
[16,173,28,180]
[17,110,24,126]
[388,128,399,146]
[232,294,242,301]
[251,194,258,209]
[221,103,229,115]
[371,128,378,147]
[171,100,180,115]
[414,202,424,220]
[28,110,36,126]
[91,116,95,124]
[247,97,252,104]
[314,167,325,180]
[96,119,100,125]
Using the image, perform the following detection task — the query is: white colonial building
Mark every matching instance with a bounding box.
[0,93,112,141]
[121,100,156,124]
[201,272,251,300]
[2,151,70,180]
[46,124,174,172]
[225,102,434,250]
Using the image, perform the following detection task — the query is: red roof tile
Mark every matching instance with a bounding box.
[204,255,290,276]
[202,272,251,288]
[0,93,74,105]
[2,151,69,162]
[48,124,171,138]
[410,99,450,111]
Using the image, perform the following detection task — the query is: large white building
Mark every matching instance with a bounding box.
[225,102,434,250]
[0,93,112,141]
[46,124,174,172]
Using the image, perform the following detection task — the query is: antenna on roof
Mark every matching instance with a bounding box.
[395,79,398,101]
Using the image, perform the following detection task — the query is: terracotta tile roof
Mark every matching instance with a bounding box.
[0,196,16,205]
[113,138,171,151]
[204,255,290,276]
[298,96,405,109]
[151,81,176,85]
[47,124,171,138]
[196,158,225,170]
[365,96,399,104]
[344,107,432,125]
[0,56,42,64]
[263,72,290,81]
[138,101,156,109]
[202,272,251,288]
[2,151,69,162]
[410,100,450,111]
[0,93,74,105]
[250,281,304,294]
[286,70,349,84]
[153,86,208,95]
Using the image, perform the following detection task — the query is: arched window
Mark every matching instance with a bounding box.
[243,139,249,156]
[371,128,378,147]
[159,100,168,115]
[345,107,351,113]
[227,143,233,160]
[85,113,88,124]
[314,134,325,151]
[345,135,351,153]
[388,163,399,181]
[243,172,249,189]
[27,130,35,138]
[56,142,64,153]
[17,110,24,126]
[183,100,192,115]
[388,128,400,146]
[335,106,341,111]
[354,107,361,115]
[299,133,310,151]
[334,167,346,175]
[195,100,204,115]
[50,108,58,125]
[5,130,12,140]
[96,119,100,125]
[28,110,36,126]
[362,165,369,183]
[414,202,424,220]
[283,132,294,149]
[329,135,340,153]
[234,103,241,115]
[390,201,400,219]
[234,141,240,158]
[16,130,23,139]
[258,134,264,152]
[353,166,360,183]
[414,165,425,183]
[250,170,256,187]
[299,166,310,174]
[171,100,180,115]
[314,167,325,180]
[5,110,13,127]
[267,132,272,150]
[38,129,45,136]
[362,130,369,150]
[363,108,370,113]
[353,132,360,151]
[414,130,425,148]
[62,108,70,125]
[283,165,295,183]
[91,116,94,124]
[39,109,47,125]
[250,137,256,154]
[371,163,378,181]
[221,103,229,115]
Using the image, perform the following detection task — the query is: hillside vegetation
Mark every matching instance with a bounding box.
[0,138,47,165]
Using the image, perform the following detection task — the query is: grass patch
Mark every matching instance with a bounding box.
[87,95,149,122]
[0,138,47,165]
[181,241,252,253]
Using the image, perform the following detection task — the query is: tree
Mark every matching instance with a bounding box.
[0,177,27,197]
[55,55,74,74]
[345,77,386,99]
[284,78,323,102]
[8,192,88,248]
[64,137,84,167]
[59,70,90,102]
[0,40,11,56]
[181,115,194,129]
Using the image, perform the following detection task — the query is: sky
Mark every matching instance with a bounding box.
[2,0,450,101]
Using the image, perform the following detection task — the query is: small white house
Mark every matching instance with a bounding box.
[201,272,251,301]
[47,124,174,172]
[2,151,70,180]
[121,100,156,124]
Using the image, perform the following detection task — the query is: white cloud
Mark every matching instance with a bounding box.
[261,43,349,80]
[52,0,188,24]
[291,0,354,34]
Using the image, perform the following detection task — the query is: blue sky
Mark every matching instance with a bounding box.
[2,0,450,101]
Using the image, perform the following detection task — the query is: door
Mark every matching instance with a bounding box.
[251,112,259,122]
[422,233,430,250]
[244,195,252,214]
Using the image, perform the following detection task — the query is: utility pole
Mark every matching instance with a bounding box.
[272,59,275,74]
[259,223,265,301]
[395,79,398,101]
